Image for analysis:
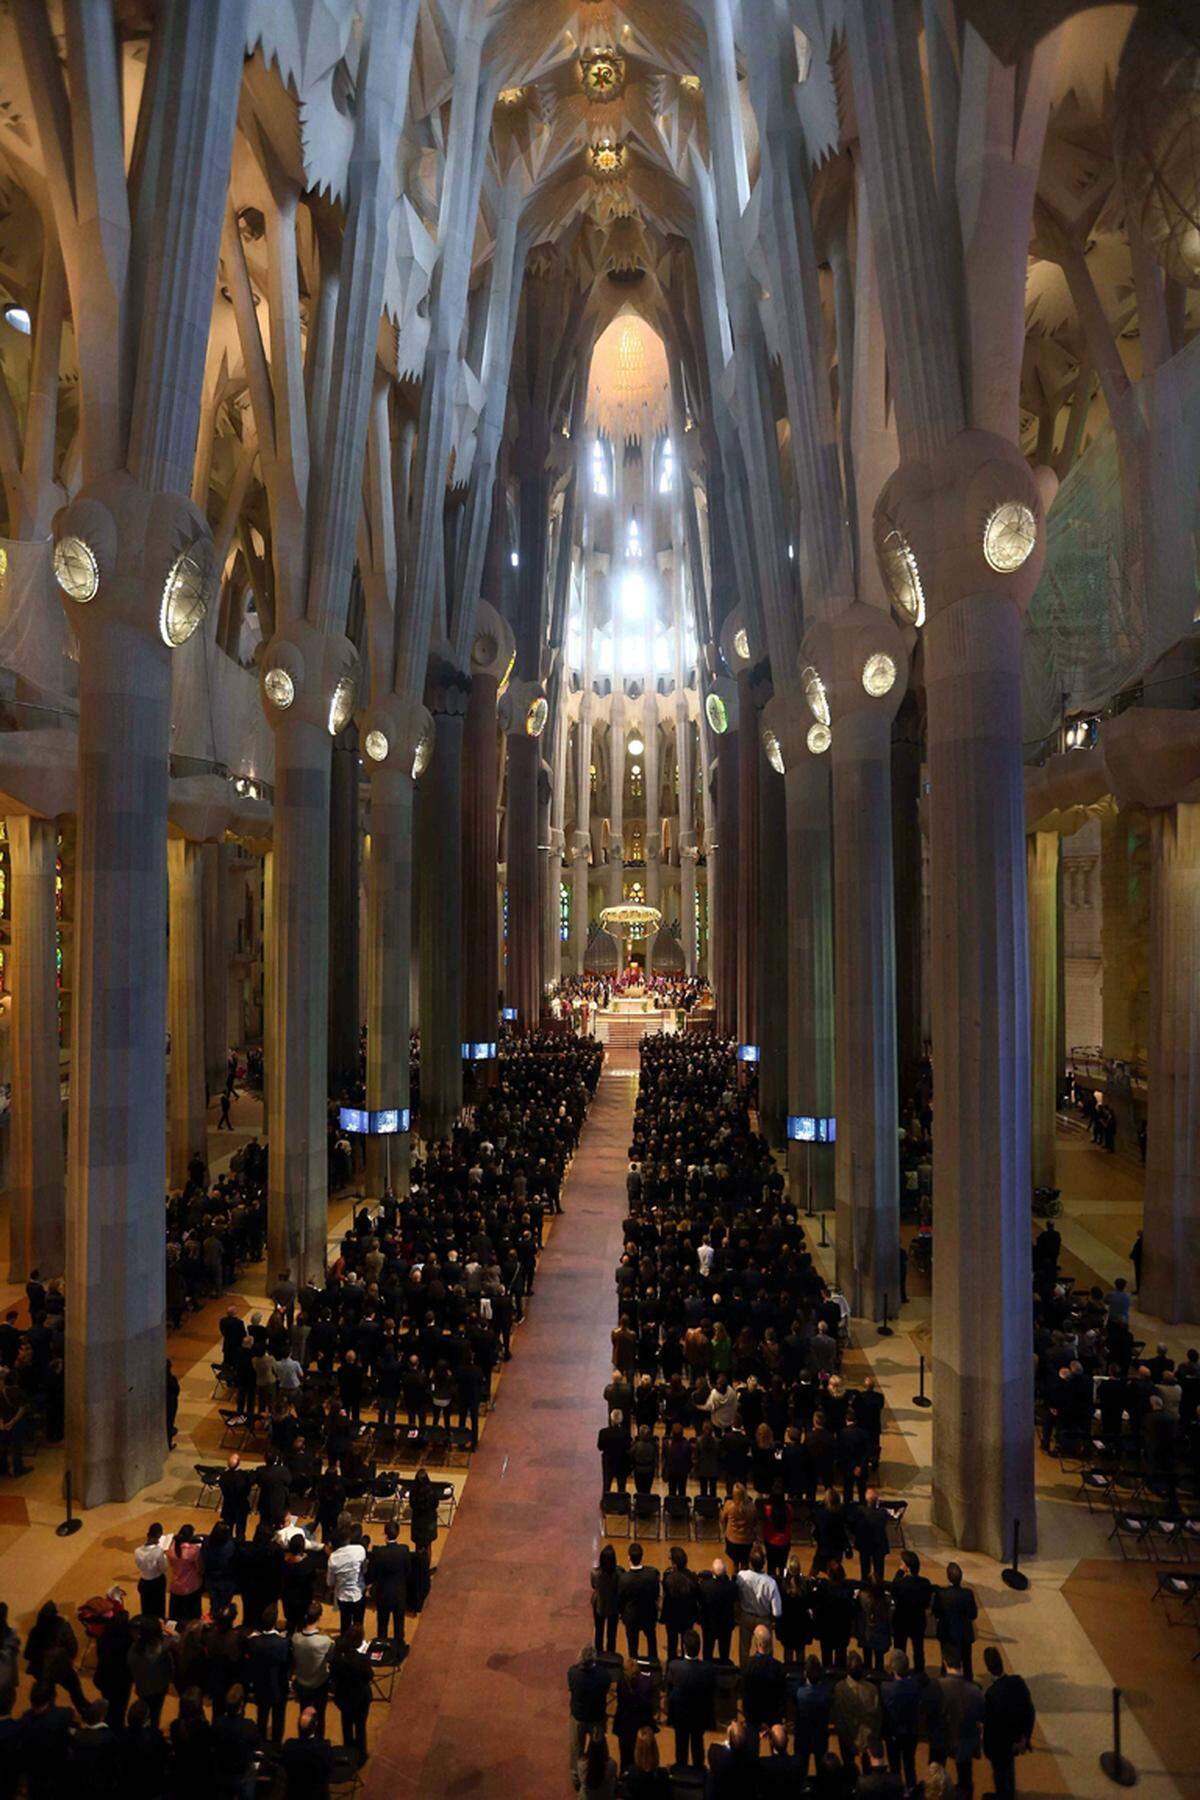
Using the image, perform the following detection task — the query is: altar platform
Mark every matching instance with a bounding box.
[594,992,680,1047]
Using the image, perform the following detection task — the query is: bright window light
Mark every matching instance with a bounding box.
[626,516,641,558]
[654,634,671,674]
[510,549,520,567]
[596,631,614,674]
[592,439,608,497]
[621,568,646,620]
[619,635,643,675]
[659,439,675,494]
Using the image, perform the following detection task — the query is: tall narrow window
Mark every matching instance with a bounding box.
[560,882,570,941]
[659,438,675,493]
[592,438,608,497]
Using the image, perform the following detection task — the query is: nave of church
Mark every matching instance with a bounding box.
[0,0,1199,1795]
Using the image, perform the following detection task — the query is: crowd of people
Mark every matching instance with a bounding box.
[2,1141,271,1482]
[0,1032,601,1795]
[550,975,711,1030]
[566,1034,1038,1799]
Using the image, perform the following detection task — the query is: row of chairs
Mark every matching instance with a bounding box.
[216,1408,478,1470]
[598,1488,909,1548]
[194,1463,458,1529]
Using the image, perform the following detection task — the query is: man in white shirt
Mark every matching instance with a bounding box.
[699,1375,739,1430]
[735,1546,782,1664]
[697,1236,715,1278]
[291,1600,334,1733]
[327,1533,368,1633]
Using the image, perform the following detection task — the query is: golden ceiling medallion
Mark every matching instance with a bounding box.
[581,50,625,102]
[590,139,626,176]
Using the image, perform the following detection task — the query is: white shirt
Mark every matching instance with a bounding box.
[698,1243,715,1276]
[327,1543,367,1603]
[703,1385,739,1429]
[134,1538,172,1580]
[736,1569,782,1619]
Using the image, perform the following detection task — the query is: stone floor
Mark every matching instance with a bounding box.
[0,1076,1197,1795]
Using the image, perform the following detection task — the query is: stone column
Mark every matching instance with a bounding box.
[736,673,760,1047]
[8,814,65,1281]
[769,697,835,1212]
[757,747,788,1144]
[806,609,907,1321]
[504,678,545,1030]
[643,693,661,979]
[266,703,335,1287]
[1101,807,1147,1063]
[364,759,414,1194]
[327,733,361,1098]
[874,436,1046,1558]
[537,754,555,996]
[712,716,740,1037]
[462,672,500,1042]
[608,693,626,911]
[419,678,468,1139]
[168,837,207,1190]
[202,841,229,1096]
[67,614,171,1505]
[1028,831,1060,1194]
[1143,803,1200,1322]
[676,703,698,978]
[892,695,925,1099]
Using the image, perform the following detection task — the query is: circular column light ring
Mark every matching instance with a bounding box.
[807,721,831,755]
[525,695,548,737]
[264,667,295,710]
[862,651,897,698]
[53,536,100,602]
[412,722,434,779]
[983,500,1038,573]
[880,528,926,627]
[364,728,389,763]
[763,728,785,774]
[733,626,750,661]
[801,664,830,727]
[328,674,356,737]
[705,692,728,735]
[160,541,213,646]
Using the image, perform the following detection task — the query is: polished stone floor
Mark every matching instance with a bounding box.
[0,1078,1196,1796]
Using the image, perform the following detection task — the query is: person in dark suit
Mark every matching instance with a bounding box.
[697,1558,736,1663]
[756,1722,806,1794]
[932,1563,978,1680]
[598,1411,632,1492]
[930,1658,985,1797]
[280,1707,336,1799]
[856,1738,906,1797]
[368,1521,410,1648]
[246,1606,291,1745]
[704,1717,757,1799]
[567,1645,612,1779]
[66,1698,120,1793]
[849,1488,891,1585]
[982,1645,1036,1800]
[665,1628,715,1771]
[741,1625,787,1749]
[880,1649,921,1789]
[254,1454,292,1532]
[218,1454,254,1540]
[19,1682,74,1800]
[618,1544,660,1661]
[788,1655,832,1780]
[890,1550,932,1672]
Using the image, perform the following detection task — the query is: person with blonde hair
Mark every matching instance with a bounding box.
[626,1724,670,1798]
[719,1480,757,1571]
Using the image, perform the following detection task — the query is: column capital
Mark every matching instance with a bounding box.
[360,695,434,779]
[500,676,548,740]
[260,617,359,736]
[52,470,214,648]
[801,601,909,729]
[468,600,515,685]
[872,428,1057,627]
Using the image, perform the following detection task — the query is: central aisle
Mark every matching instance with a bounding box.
[366,1055,636,1797]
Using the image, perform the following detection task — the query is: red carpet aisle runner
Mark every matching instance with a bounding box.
[365,1056,636,1797]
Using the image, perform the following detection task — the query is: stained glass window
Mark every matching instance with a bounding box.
[55,857,64,919]
[502,886,508,965]
[559,882,570,942]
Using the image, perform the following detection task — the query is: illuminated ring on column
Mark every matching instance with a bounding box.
[262,640,306,712]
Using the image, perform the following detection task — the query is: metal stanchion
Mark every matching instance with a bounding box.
[878,1293,893,1337]
[57,1469,82,1538]
[912,1354,932,1408]
[1099,1687,1137,1786]
[819,1211,829,1248]
[1001,1518,1029,1591]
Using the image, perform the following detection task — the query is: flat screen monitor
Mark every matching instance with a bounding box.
[787,1114,836,1144]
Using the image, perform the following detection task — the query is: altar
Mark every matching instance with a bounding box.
[595,991,680,1047]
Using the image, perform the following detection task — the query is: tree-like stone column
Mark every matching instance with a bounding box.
[8,813,64,1281]
[873,434,1048,1555]
[168,836,207,1190]
[418,670,470,1140]
[1028,831,1061,1193]
[503,677,547,1029]
[1143,802,1200,1322]
[804,605,908,1320]
[461,661,502,1044]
